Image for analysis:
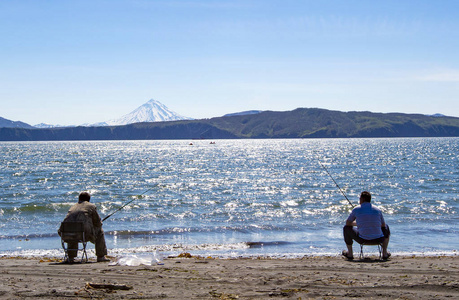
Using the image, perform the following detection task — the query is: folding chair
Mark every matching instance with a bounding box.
[60,222,88,263]
[358,237,384,260]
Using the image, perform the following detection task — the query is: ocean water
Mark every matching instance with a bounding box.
[0,138,457,259]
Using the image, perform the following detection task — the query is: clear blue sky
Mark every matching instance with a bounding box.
[1,0,458,125]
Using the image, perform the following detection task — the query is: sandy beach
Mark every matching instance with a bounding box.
[0,254,457,299]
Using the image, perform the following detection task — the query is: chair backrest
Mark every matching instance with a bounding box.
[61,222,85,242]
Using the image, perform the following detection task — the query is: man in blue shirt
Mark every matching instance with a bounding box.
[342,191,390,260]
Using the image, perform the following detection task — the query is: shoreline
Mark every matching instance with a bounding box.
[1,255,458,299]
[0,249,459,261]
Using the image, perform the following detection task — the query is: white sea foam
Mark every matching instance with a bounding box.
[1,246,457,260]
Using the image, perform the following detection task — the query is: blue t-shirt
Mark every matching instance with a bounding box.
[347,202,385,240]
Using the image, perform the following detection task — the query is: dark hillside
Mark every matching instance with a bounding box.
[1,108,458,141]
[206,108,459,138]
[0,122,237,141]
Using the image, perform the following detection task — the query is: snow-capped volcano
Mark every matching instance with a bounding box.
[96,99,191,126]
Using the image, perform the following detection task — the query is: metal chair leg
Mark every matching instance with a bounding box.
[360,243,383,260]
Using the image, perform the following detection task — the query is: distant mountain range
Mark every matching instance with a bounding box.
[1,107,459,141]
[224,110,262,117]
[0,116,35,129]
[92,99,191,126]
[34,99,190,128]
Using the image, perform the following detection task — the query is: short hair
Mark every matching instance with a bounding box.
[360,191,371,202]
[79,192,91,202]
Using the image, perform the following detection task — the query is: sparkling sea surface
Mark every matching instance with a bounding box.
[0,138,457,258]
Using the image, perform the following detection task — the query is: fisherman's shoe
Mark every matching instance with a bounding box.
[97,256,110,262]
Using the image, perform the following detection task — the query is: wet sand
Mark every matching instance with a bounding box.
[0,255,458,299]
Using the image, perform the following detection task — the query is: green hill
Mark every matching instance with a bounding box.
[206,108,459,138]
[1,108,458,141]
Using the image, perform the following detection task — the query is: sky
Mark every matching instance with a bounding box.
[1,0,458,126]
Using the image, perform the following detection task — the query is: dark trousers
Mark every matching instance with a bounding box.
[68,228,107,259]
[343,225,390,245]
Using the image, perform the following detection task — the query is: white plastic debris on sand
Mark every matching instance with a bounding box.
[110,252,163,266]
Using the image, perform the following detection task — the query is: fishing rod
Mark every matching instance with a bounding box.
[318,161,355,208]
[102,186,156,222]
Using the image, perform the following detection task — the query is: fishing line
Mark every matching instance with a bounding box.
[318,161,355,208]
[102,185,157,222]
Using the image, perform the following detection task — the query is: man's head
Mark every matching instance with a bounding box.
[360,191,371,203]
[79,192,91,203]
